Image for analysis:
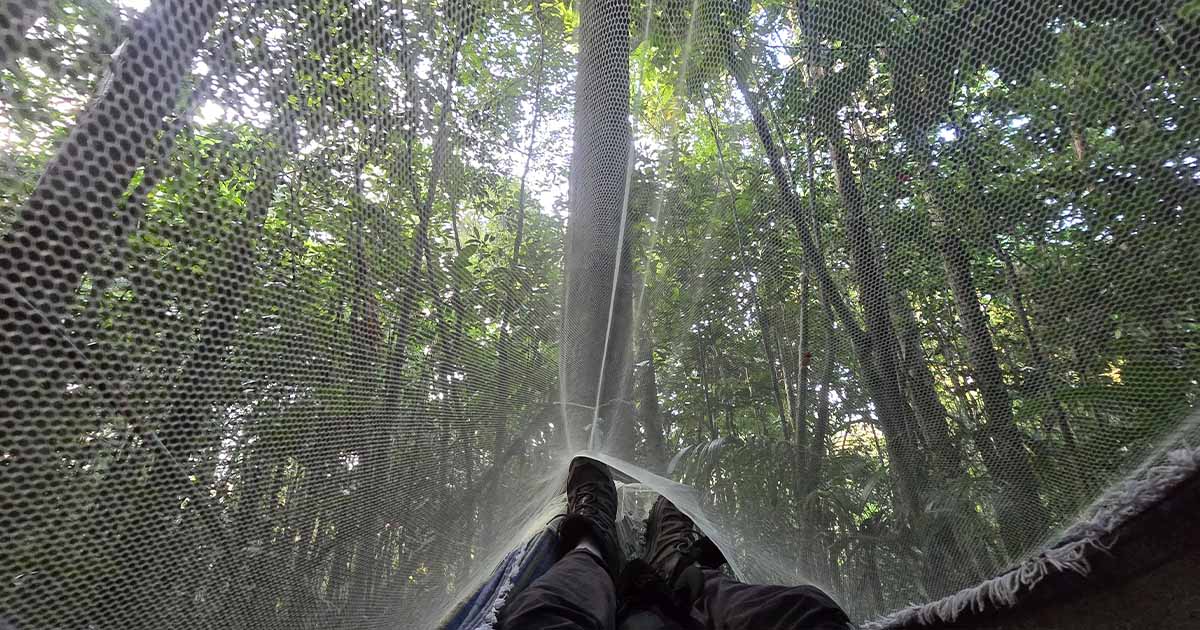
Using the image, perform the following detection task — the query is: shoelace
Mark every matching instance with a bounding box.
[675,535,725,569]
[570,481,611,512]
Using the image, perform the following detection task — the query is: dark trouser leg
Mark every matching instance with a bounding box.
[696,570,852,630]
[498,548,617,630]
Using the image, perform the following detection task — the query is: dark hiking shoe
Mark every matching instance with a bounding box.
[556,457,623,577]
[642,496,728,606]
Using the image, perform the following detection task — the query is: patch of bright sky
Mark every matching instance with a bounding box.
[769,24,797,69]
[0,108,21,150]
[192,91,271,127]
[524,116,573,219]
[936,125,958,142]
[500,74,575,219]
[194,101,227,126]
[115,0,151,11]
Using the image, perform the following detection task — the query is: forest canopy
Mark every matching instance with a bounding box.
[1,0,1197,627]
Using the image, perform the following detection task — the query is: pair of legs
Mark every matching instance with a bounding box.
[500,547,850,629]
[499,458,850,630]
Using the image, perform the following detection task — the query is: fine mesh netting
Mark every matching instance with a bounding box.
[2,0,1198,627]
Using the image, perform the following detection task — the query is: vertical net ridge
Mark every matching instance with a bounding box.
[2,0,1197,627]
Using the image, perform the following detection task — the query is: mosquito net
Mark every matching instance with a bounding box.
[2,0,1197,628]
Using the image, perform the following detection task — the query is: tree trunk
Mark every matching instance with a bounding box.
[1,0,224,576]
[715,358,736,438]
[636,324,668,468]
[936,208,1049,554]
[727,56,968,590]
[926,297,981,431]
[859,519,885,616]
[776,331,797,441]
[634,275,669,470]
[824,133,930,519]
[561,0,634,451]
[891,290,961,472]
[727,57,929,518]
[995,239,1079,451]
[1,0,222,320]
[382,27,466,412]
[944,236,1049,553]
[729,55,973,592]
[351,20,471,616]
[807,309,835,488]
[791,282,811,533]
[801,307,836,565]
[830,131,982,593]
[755,291,791,440]
[698,339,718,440]
[608,335,641,455]
[100,135,286,624]
[887,0,1050,553]
[705,106,792,441]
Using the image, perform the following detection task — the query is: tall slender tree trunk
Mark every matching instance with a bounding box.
[561,0,633,451]
[800,307,836,567]
[920,162,1049,553]
[942,231,1049,553]
[824,133,930,519]
[349,17,472,617]
[888,0,1050,551]
[480,5,548,544]
[926,298,981,431]
[104,136,287,625]
[995,239,1079,454]
[808,310,835,488]
[793,280,811,478]
[859,519,885,616]
[1,0,224,581]
[634,274,669,470]
[758,298,792,440]
[636,325,668,467]
[891,290,961,472]
[776,331,796,436]
[726,57,963,586]
[706,106,792,441]
[698,339,718,440]
[730,52,972,591]
[715,359,736,437]
[727,56,929,518]
[829,131,981,593]
[382,27,466,412]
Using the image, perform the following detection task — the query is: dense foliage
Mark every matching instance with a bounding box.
[1,0,1197,626]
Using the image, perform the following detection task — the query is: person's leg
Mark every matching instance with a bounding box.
[695,570,851,630]
[498,458,624,630]
[498,546,617,630]
[617,607,685,630]
[639,496,850,630]
[613,559,694,630]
